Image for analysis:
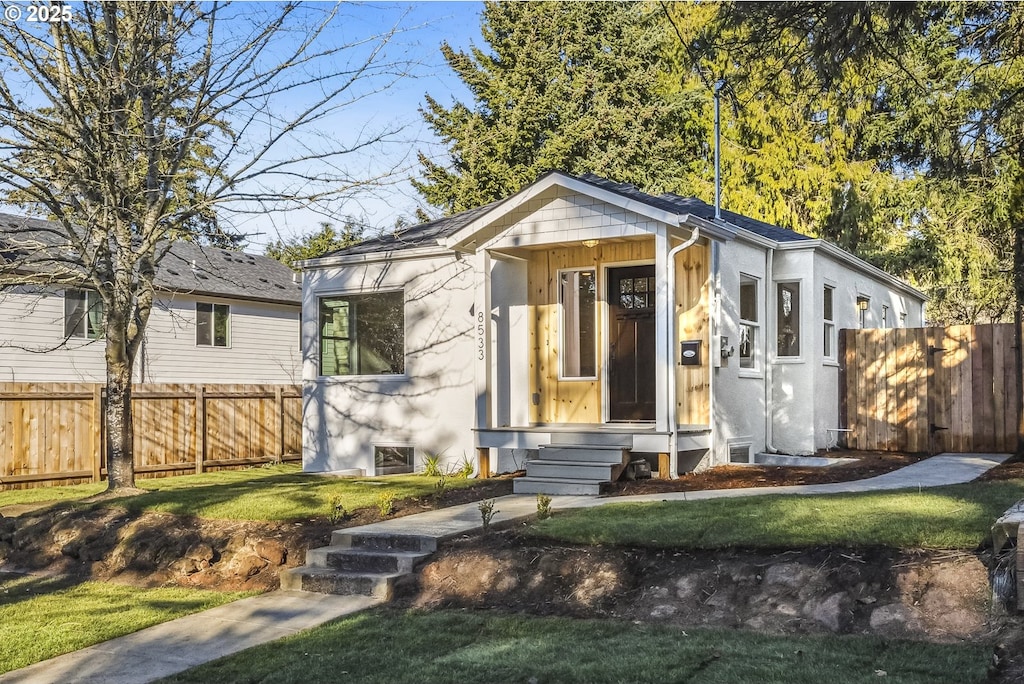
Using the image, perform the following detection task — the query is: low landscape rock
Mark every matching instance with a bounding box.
[255,539,287,565]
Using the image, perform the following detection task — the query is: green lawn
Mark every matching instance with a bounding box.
[0,464,489,521]
[0,573,251,674]
[529,479,1024,550]
[159,608,988,684]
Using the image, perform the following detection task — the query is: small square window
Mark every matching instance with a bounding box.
[64,289,104,339]
[375,445,413,475]
[197,302,230,347]
[729,444,751,463]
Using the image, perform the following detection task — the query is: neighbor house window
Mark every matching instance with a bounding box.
[196,302,230,347]
[559,269,597,378]
[374,445,413,475]
[823,285,835,360]
[64,289,104,339]
[739,276,758,369]
[319,291,405,376]
[776,282,800,357]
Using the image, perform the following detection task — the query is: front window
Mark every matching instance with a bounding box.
[777,282,800,357]
[823,285,835,360]
[64,289,104,339]
[319,291,405,376]
[739,276,758,369]
[559,269,597,378]
[196,302,230,347]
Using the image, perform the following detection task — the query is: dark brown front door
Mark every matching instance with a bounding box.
[608,265,656,421]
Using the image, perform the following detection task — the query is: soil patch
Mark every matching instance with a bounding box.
[605,450,926,496]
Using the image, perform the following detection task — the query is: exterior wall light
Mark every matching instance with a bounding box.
[581,239,599,248]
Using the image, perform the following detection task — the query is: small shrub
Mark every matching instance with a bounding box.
[434,472,450,499]
[327,494,348,524]
[478,499,498,533]
[455,456,475,479]
[376,490,396,517]
[423,454,443,478]
[536,493,552,520]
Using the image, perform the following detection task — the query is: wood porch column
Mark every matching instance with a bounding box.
[654,230,670,433]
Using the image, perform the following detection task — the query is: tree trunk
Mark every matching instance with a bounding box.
[105,311,137,490]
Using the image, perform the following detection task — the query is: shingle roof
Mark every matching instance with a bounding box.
[321,171,810,259]
[0,213,301,306]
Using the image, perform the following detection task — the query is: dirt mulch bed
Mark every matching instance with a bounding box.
[605,450,928,496]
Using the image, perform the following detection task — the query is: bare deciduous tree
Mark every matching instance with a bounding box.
[0,1,408,490]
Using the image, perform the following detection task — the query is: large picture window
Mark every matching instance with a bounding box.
[777,282,801,357]
[320,291,405,376]
[559,269,597,378]
[739,276,758,369]
[196,302,230,347]
[64,289,104,339]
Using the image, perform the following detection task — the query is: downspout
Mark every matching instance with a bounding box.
[667,226,700,479]
[763,248,778,453]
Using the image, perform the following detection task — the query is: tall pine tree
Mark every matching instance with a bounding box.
[415,1,705,213]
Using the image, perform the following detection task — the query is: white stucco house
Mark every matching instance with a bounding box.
[0,214,302,384]
[300,172,926,493]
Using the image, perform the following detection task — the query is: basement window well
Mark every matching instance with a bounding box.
[374,445,414,475]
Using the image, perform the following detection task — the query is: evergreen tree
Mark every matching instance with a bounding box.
[415,1,704,213]
[264,222,362,269]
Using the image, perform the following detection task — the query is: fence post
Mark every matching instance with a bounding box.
[91,384,103,482]
[195,384,206,474]
[275,386,285,460]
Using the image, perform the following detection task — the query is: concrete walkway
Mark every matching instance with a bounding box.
[1,451,1009,683]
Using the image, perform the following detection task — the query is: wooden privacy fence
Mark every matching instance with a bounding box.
[0,383,302,488]
[840,324,1021,453]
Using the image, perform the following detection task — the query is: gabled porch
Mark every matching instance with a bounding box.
[443,174,735,493]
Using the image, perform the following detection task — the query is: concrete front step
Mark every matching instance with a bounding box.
[538,446,629,464]
[330,531,438,553]
[279,566,401,599]
[526,459,618,480]
[306,546,432,574]
[513,476,602,496]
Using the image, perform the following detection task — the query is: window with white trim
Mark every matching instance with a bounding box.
[64,289,104,339]
[777,282,801,357]
[196,302,230,347]
[739,276,758,369]
[559,269,597,378]
[823,285,835,360]
[319,291,404,376]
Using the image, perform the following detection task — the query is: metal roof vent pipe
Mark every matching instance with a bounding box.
[713,79,726,222]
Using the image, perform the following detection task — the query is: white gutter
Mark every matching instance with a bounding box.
[666,225,701,478]
[763,248,778,454]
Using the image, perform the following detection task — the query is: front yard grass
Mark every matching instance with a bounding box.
[529,479,1024,550]
[0,464,490,521]
[160,608,988,684]
[0,573,252,674]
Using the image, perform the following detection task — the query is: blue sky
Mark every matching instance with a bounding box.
[236,1,485,251]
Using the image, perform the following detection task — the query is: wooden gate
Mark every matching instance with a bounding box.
[840,324,1021,453]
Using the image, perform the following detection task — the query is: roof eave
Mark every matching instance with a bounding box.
[299,244,454,270]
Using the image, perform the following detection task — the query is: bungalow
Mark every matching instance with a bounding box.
[0,214,302,384]
[300,172,926,493]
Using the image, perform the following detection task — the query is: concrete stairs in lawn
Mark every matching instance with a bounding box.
[513,432,632,496]
[280,531,436,600]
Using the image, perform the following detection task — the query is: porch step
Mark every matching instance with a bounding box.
[526,460,619,480]
[537,446,630,464]
[513,476,603,496]
[329,532,438,553]
[546,432,634,448]
[307,547,432,574]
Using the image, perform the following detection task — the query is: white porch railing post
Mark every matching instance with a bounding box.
[474,249,493,432]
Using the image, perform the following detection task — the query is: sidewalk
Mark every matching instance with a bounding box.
[0,452,1009,684]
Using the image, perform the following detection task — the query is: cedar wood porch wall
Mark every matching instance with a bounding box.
[525,239,710,426]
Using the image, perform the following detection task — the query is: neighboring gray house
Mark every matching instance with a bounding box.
[0,214,302,384]
[300,171,926,493]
